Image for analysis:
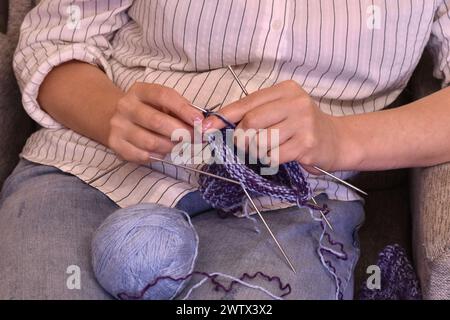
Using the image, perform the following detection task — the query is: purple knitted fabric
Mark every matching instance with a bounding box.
[198,126,326,215]
[359,244,422,300]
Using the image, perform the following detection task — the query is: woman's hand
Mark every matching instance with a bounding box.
[202,80,357,173]
[108,82,204,164]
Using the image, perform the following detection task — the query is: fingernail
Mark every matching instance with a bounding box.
[202,119,213,132]
[149,152,164,161]
[193,116,203,125]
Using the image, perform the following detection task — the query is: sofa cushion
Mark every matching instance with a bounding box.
[0,0,35,188]
[409,48,450,300]
[412,163,450,299]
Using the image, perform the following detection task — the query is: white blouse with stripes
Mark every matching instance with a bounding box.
[13,0,450,212]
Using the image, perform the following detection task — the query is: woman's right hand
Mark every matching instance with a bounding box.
[108,82,204,164]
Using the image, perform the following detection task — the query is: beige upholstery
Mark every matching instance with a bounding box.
[0,0,35,185]
[409,50,450,300]
[412,163,450,299]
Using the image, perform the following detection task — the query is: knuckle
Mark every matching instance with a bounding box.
[130,81,145,92]
[109,115,123,131]
[116,98,132,114]
[283,79,301,91]
[303,133,317,150]
[144,138,157,151]
[293,95,311,109]
[150,114,165,132]
[153,85,170,101]
[301,154,314,166]
[241,115,257,129]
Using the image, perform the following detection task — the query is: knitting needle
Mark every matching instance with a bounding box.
[226,65,368,196]
[312,167,368,196]
[190,103,210,114]
[147,155,296,273]
[241,187,297,273]
[190,102,334,230]
[87,155,237,186]
[310,196,333,230]
[149,156,242,185]
[227,65,249,95]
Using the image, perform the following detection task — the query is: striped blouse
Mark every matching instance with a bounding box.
[13,0,450,212]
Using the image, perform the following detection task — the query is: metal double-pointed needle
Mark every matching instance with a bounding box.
[148,155,297,273]
[241,187,297,273]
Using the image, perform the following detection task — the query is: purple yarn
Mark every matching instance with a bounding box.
[117,271,292,300]
[359,244,422,300]
[198,126,327,215]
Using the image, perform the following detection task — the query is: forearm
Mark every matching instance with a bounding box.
[335,86,450,171]
[38,61,125,147]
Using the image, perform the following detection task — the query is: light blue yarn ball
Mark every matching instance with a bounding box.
[91,203,198,300]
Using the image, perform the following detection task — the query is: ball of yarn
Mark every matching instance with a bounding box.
[91,203,198,300]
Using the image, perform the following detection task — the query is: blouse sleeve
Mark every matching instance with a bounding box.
[429,0,450,88]
[13,0,133,128]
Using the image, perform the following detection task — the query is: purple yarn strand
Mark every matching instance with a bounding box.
[117,271,292,300]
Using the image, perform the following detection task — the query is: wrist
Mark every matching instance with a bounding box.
[330,115,365,171]
[102,89,127,148]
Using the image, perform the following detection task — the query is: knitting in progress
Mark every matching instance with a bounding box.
[198,111,350,299]
[91,108,352,300]
[198,111,327,216]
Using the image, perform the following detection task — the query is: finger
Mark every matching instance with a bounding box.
[246,120,295,162]
[267,138,299,166]
[123,123,176,155]
[266,120,296,146]
[268,139,323,175]
[113,139,156,165]
[131,83,204,125]
[235,98,293,131]
[204,80,305,130]
[128,100,195,139]
[301,164,322,175]
[232,99,296,154]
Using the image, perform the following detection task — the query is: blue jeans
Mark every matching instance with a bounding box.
[0,160,364,300]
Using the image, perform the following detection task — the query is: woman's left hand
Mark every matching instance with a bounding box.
[202,80,354,174]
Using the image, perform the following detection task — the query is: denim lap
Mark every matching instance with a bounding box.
[0,160,364,299]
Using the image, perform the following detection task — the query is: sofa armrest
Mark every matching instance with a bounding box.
[0,0,35,188]
[411,163,450,299]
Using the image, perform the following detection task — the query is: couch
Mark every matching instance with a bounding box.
[1,0,449,299]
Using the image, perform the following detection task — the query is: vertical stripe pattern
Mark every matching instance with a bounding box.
[14,0,450,211]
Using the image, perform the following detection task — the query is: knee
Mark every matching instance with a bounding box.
[91,203,198,300]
